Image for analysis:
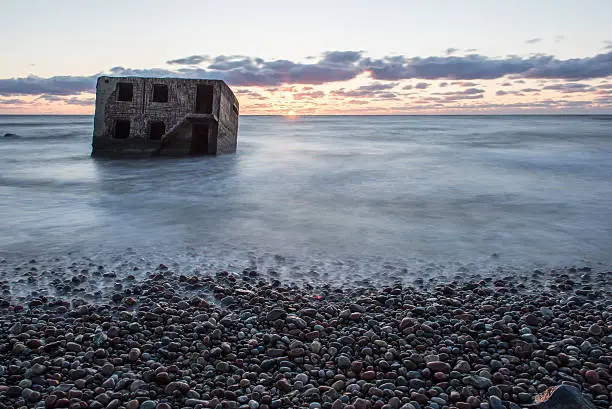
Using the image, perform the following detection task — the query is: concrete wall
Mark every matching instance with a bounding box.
[92,77,238,157]
[217,83,240,154]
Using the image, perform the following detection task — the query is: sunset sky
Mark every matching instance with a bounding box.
[1,0,612,114]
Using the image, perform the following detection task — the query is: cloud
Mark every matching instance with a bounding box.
[439,82,448,87]
[542,83,594,93]
[347,100,370,105]
[36,94,95,105]
[604,41,612,50]
[0,98,28,105]
[446,48,459,55]
[166,55,209,65]
[554,35,566,44]
[235,89,268,100]
[321,51,363,64]
[362,51,612,81]
[501,82,512,87]
[431,88,485,101]
[451,81,479,87]
[0,75,97,96]
[3,50,612,100]
[402,85,412,90]
[357,82,398,91]
[293,90,325,100]
[521,88,540,93]
[64,97,95,106]
[330,88,398,100]
[496,90,524,96]
[525,38,542,44]
[415,82,430,89]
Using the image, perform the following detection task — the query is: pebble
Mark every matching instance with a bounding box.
[0,262,606,409]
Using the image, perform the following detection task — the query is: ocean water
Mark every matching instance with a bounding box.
[1,115,611,283]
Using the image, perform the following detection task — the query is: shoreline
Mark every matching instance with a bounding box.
[0,262,610,408]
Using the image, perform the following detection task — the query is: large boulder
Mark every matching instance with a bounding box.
[532,385,596,409]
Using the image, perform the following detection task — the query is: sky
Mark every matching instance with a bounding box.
[1,0,612,114]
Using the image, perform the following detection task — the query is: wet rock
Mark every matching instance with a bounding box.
[534,385,596,409]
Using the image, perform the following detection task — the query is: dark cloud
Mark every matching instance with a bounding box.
[321,51,363,64]
[293,91,325,100]
[0,75,96,96]
[446,48,459,55]
[64,97,95,106]
[525,38,542,44]
[0,98,28,105]
[514,80,526,84]
[542,83,594,93]
[36,94,64,102]
[501,82,512,87]
[521,88,541,93]
[431,88,485,101]
[166,55,209,65]
[451,81,479,87]
[330,88,398,100]
[433,88,485,96]
[597,83,612,89]
[496,90,524,96]
[402,85,412,90]
[235,89,268,100]
[357,82,398,91]
[347,100,370,105]
[363,51,612,81]
[3,50,612,98]
[36,94,94,105]
[415,82,430,89]
[604,41,612,50]
[439,82,448,87]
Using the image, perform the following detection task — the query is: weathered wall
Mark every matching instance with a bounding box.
[216,83,240,154]
[92,77,236,157]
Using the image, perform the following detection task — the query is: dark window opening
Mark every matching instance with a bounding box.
[232,104,238,115]
[196,84,214,114]
[117,83,133,101]
[152,84,168,103]
[149,121,165,140]
[114,120,131,139]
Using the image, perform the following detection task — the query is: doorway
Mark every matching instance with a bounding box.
[191,123,209,155]
[195,84,214,114]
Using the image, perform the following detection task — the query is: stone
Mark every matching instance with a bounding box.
[266,308,287,321]
[535,385,596,409]
[426,361,451,373]
[462,375,492,389]
[128,348,141,362]
[140,401,157,409]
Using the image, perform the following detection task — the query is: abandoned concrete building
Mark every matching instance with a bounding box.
[91,76,239,157]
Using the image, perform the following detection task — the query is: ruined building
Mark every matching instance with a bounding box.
[92,76,239,157]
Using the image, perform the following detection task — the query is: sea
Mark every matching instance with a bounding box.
[1,115,611,285]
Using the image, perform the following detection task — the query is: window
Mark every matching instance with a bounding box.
[152,84,168,103]
[149,121,165,140]
[114,120,131,139]
[196,84,213,114]
[117,83,133,101]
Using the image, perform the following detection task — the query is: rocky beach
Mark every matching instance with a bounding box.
[0,258,610,409]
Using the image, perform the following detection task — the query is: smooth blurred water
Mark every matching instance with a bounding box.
[1,115,611,281]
